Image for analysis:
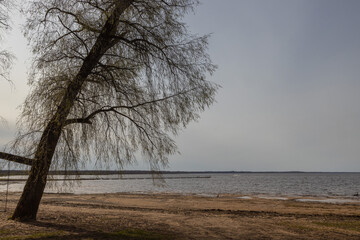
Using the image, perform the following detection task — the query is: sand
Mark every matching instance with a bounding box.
[0,192,360,239]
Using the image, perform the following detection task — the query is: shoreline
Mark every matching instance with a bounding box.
[3,189,360,204]
[1,192,360,239]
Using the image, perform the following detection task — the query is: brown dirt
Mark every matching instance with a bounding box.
[0,192,360,239]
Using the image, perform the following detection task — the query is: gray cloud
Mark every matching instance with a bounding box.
[169,0,360,171]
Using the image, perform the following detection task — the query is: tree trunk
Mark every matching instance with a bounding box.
[11,77,85,221]
[10,0,133,221]
[10,122,63,221]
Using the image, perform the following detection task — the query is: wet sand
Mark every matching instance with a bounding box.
[0,192,360,239]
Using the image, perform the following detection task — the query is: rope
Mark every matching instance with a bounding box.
[4,161,10,212]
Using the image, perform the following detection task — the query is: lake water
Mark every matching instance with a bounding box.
[1,173,360,200]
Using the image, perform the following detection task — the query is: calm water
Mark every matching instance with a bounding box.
[1,173,360,198]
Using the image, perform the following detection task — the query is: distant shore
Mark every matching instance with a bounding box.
[1,170,360,176]
[0,175,211,182]
[1,192,360,239]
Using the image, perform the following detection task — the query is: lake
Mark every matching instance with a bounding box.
[1,172,360,199]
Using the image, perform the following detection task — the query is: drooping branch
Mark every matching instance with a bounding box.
[17,0,217,173]
[0,152,34,166]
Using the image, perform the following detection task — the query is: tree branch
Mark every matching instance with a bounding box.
[64,118,92,126]
[0,152,34,166]
[64,88,196,126]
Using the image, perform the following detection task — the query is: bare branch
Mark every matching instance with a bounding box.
[0,152,34,166]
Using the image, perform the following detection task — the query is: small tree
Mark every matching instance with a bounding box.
[0,0,217,221]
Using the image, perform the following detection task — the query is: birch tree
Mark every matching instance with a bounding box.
[0,0,217,221]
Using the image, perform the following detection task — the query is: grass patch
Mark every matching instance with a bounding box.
[0,231,64,240]
[0,230,11,235]
[106,229,166,240]
[0,228,165,240]
[280,221,313,232]
[314,221,360,232]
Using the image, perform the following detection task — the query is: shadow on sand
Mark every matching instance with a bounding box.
[22,220,166,240]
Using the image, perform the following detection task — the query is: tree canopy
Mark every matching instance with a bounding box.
[13,0,217,171]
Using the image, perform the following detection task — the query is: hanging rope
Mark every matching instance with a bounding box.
[4,161,10,212]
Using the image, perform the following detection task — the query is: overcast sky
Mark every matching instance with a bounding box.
[1,0,360,172]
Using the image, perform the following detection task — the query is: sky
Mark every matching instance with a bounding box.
[1,0,360,172]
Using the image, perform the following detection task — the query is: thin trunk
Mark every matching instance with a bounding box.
[10,0,133,221]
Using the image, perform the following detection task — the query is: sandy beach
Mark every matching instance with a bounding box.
[0,192,360,239]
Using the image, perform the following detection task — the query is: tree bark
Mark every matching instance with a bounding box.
[10,0,133,221]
